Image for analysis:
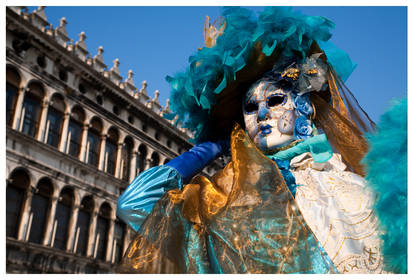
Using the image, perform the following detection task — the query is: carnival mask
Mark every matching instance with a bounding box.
[243,79,297,153]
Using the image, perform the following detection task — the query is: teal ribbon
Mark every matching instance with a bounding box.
[267,134,333,163]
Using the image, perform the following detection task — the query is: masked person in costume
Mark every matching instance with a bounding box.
[117,7,407,274]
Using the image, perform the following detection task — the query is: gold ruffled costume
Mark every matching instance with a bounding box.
[119,124,337,273]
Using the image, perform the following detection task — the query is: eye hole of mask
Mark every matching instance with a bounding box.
[267,95,286,107]
[244,102,258,113]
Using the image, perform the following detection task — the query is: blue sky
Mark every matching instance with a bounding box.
[28,6,407,123]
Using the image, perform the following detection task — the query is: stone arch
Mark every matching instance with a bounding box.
[53,186,75,251]
[6,167,31,238]
[95,201,113,261]
[28,177,54,245]
[124,136,135,150]
[45,93,67,148]
[107,126,119,143]
[49,92,67,114]
[70,105,86,124]
[120,136,134,181]
[65,185,80,207]
[74,195,95,256]
[8,166,32,187]
[67,105,86,158]
[35,176,56,197]
[20,80,47,137]
[99,201,113,218]
[105,126,119,175]
[85,116,103,167]
[89,116,103,132]
[25,79,47,100]
[137,143,148,173]
[80,194,95,211]
[6,64,22,87]
[6,66,21,126]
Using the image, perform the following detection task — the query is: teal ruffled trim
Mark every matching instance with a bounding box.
[362,98,407,273]
[267,134,333,163]
[165,7,355,143]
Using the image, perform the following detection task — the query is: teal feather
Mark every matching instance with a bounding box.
[362,98,407,273]
[166,6,355,143]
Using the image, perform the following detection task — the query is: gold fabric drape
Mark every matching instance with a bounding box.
[119,124,336,273]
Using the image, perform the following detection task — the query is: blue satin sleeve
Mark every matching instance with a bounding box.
[117,165,183,232]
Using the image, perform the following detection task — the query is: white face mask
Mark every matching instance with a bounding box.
[243,80,296,153]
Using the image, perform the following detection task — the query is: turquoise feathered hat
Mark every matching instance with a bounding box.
[165,7,356,143]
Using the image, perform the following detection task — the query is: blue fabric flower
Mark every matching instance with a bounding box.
[274,159,298,197]
[294,94,313,117]
[294,115,313,139]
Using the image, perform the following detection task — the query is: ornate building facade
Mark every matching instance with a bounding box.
[6,6,222,273]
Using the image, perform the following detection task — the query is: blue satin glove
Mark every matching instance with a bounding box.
[165,140,229,183]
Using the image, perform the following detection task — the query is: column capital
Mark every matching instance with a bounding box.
[73,202,81,210]
[29,185,37,194]
[41,99,49,108]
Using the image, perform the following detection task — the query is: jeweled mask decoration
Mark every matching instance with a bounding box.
[243,54,327,153]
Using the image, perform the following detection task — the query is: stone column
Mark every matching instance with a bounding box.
[43,194,59,246]
[115,142,123,178]
[79,124,89,162]
[66,202,79,251]
[86,207,98,257]
[11,87,25,130]
[16,186,34,241]
[58,112,70,152]
[106,216,115,262]
[35,99,49,142]
[98,135,107,171]
[144,155,152,171]
[129,151,137,183]
[159,155,166,166]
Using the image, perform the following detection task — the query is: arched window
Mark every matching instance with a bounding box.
[137,144,147,174]
[95,203,111,261]
[163,158,170,165]
[53,187,74,251]
[28,178,53,244]
[67,106,85,158]
[113,219,126,263]
[6,66,21,126]
[6,169,30,238]
[86,118,102,167]
[21,82,44,137]
[105,128,118,175]
[74,196,94,256]
[150,152,160,168]
[45,94,66,148]
[121,137,134,181]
